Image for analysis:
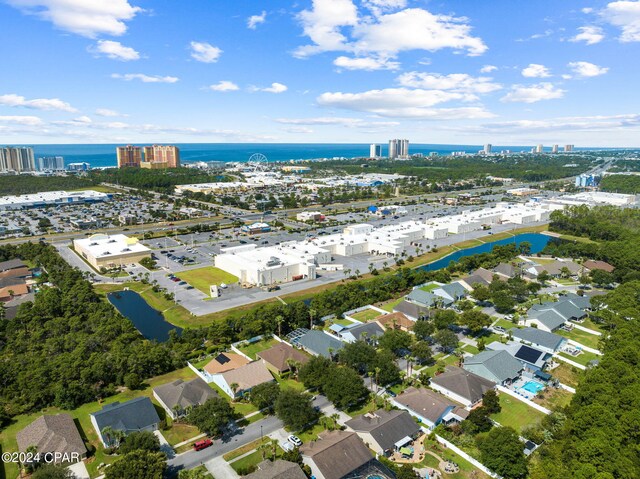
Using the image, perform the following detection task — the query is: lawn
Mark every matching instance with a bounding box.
[0,366,197,479]
[549,362,583,388]
[490,393,547,434]
[461,344,480,355]
[237,337,279,360]
[224,437,271,461]
[230,449,264,474]
[420,438,490,479]
[179,266,239,293]
[275,377,306,393]
[532,387,573,410]
[161,421,200,446]
[349,308,383,321]
[205,381,259,417]
[419,283,439,292]
[492,318,518,330]
[573,317,605,333]
[380,297,404,312]
[558,349,600,367]
[557,327,602,351]
[421,354,461,377]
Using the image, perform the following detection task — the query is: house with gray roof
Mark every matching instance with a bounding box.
[486,341,549,373]
[17,414,87,463]
[463,350,523,386]
[391,387,463,430]
[393,300,430,321]
[527,299,587,332]
[153,377,217,419]
[429,366,496,408]
[243,459,307,479]
[527,260,582,278]
[290,329,344,359]
[407,289,453,308]
[510,327,566,354]
[90,397,160,447]
[339,322,385,344]
[435,282,468,302]
[345,409,421,456]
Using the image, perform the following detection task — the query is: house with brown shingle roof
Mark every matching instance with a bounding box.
[217,361,274,398]
[243,459,307,479]
[204,352,250,375]
[429,366,496,407]
[153,377,218,419]
[391,387,465,430]
[583,260,615,273]
[17,414,87,463]
[375,312,414,332]
[257,342,309,375]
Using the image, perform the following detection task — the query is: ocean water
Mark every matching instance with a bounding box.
[29,143,580,168]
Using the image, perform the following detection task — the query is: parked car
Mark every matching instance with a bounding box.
[193,439,213,451]
[287,435,302,447]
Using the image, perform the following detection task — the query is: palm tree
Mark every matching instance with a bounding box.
[275,315,284,338]
[230,382,240,399]
[309,308,317,330]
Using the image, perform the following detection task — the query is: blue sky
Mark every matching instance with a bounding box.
[1,0,639,146]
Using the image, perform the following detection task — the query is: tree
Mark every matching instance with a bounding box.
[471,284,492,303]
[118,431,161,454]
[462,407,493,434]
[492,291,516,314]
[250,381,281,411]
[591,269,614,286]
[104,450,166,479]
[396,463,419,479]
[187,397,235,436]
[378,329,413,356]
[433,309,459,330]
[274,390,318,431]
[31,465,75,479]
[413,320,434,341]
[537,270,551,285]
[460,309,492,334]
[476,427,528,479]
[410,340,433,364]
[124,372,142,390]
[372,349,401,386]
[482,390,501,414]
[337,340,376,374]
[299,356,333,390]
[433,329,458,352]
[322,366,369,409]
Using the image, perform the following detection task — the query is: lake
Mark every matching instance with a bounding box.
[419,233,553,272]
[107,290,181,342]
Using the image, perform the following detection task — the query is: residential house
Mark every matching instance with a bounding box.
[527,260,582,279]
[289,329,344,359]
[243,459,307,479]
[0,258,27,272]
[392,300,430,321]
[204,352,250,376]
[391,387,465,430]
[493,262,522,279]
[486,341,550,375]
[216,361,274,398]
[3,291,35,319]
[463,350,523,386]
[300,430,395,479]
[375,312,414,332]
[257,342,310,375]
[429,366,496,408]
[90,397,160,447]
[0,265,31,281]
[433,282,468,302]
[583,260,615,273]
[17,414,87,463]
[153,377,217,419]
[345,409,421,456]
[406,289,453,309]
[459,267,495,290]
[339,322,385,344]
[527,298,587,332]
[0,277,29,302]
[510,327,566,354]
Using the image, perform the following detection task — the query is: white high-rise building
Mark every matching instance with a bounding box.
[388,139,409,159]
[369,144,382,158]
[484,144,492,154]
[551,144,558,154]
[536,144,544,153]
[37,156,65,171]
[564,144,574,152]
[0,147,35,173]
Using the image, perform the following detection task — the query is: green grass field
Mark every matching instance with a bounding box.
[533,387,573,410]
[179,266,239,293]
[549,362,583,388]
[380,297,404,312]
[490,393,547,434]
[558,349,600,366]
[557,327,602,350]
[419,283,439,292]
[349,308,383,321]
[237,337,279,360]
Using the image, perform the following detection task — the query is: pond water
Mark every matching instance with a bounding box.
[107,290,181,342]
[419,233,553,272]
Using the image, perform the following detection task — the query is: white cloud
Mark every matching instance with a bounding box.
[396,72,502,94]
[582,7,594,14]
[294,1,486,63]
[567,61,609,77]
[111,73,179,83]
[0,115,43,126]
[6,0,141,38]
[480,65,497,73]
[95,108,123,117]
[316,87,494,119]
[282,126,314,134]
[189,41,222,63]
[460,114,640,133]
[501,83,565,103]
[208,81,240,92]
[247,11,266,29]
[334,55,399,70]
[0,93,77,112]
[601,1,640,42]
[91,40,140,61]
[521,63,551,78]
[570,26,605,44]
[275,117,399,128]
[252,82,288,93]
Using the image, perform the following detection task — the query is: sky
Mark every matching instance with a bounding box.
[1,0,640,146]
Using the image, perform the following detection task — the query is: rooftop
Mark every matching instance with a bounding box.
[430,366,496,404]
[204,352,250,375]
[73,234,150,258]
[256,342,309,373]
[17,414,87,460]
[345,409,420,452]
[300,430,374,479]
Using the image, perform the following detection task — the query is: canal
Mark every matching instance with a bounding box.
[107,290,181,342]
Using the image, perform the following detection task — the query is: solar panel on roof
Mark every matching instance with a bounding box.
[216,354,230,364]
[515,345,543,364]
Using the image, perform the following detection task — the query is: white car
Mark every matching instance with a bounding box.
[287,435,302,447]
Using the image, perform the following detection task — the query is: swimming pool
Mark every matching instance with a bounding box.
[520,381,545,394]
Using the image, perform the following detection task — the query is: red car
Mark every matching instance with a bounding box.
[193,439,213,451]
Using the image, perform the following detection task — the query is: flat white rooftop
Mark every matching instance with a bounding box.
[0,190,109,208]
[74,234,150,258]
